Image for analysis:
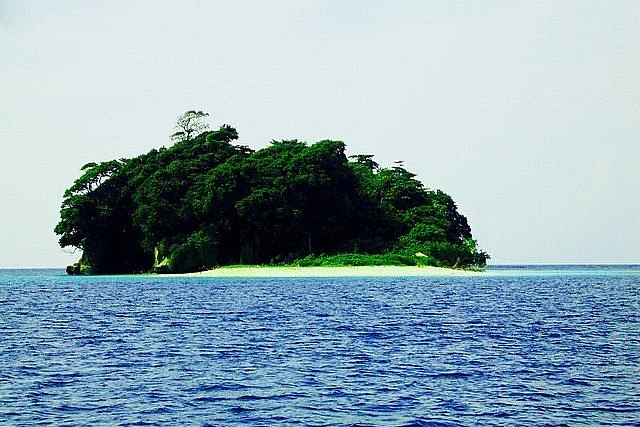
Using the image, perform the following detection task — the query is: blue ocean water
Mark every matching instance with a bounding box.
[0,266,638,426]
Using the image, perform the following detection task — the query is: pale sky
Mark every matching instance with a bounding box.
[1,1,638,267]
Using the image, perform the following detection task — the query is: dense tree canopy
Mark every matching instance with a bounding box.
[56,121,488,274]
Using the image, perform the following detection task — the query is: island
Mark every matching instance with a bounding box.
[55,112,489,275]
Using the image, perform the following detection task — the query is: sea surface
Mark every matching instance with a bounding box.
[0,265,638,426]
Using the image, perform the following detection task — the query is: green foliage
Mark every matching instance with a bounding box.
[166,227,219,273]
[56,114,489,274]
[170,110,210,142]
[295,253,415,267]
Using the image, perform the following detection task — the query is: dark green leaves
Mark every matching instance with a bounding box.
[55,122,488,274]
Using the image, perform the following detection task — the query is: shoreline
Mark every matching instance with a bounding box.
[169,265,483,278]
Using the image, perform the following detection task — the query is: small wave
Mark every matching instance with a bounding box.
[237,392,304,401]
[192,395,226,404]
[396,421,462,427]
[235,394,273,401]
[195,383,251,392]
[56,403,111,413]
[313,312,332,318]
[228,405,254,414]
[581,405,640,413]
[564,377,593,386]
[430,371,472,379]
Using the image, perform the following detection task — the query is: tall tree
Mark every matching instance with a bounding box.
[170,110,210,142]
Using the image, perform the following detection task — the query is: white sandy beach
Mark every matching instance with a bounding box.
[176,265,483,278]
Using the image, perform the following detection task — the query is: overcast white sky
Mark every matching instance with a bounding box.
[1,1,638,267]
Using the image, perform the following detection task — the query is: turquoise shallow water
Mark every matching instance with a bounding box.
[0,266,639,426]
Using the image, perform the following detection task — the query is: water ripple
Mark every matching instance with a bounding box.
[0,267,639,425]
